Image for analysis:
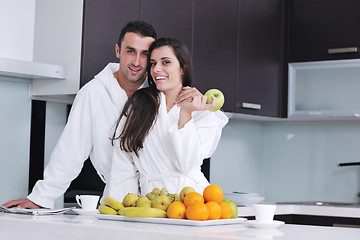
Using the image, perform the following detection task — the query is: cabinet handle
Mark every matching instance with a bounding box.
[328,47,358,54]
[242,102,261,110]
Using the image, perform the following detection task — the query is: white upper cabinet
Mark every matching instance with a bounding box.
[288,59,360,119]
[0,57,65,80]
[31,0,84,103]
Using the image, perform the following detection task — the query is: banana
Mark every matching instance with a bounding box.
[104,196,124,210]
[118,207,133,216]
[98,205,118,215]
[124,207,167,218]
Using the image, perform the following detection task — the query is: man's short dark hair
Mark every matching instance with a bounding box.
[118,20,157,47]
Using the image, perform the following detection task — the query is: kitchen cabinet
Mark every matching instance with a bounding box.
[140,0,193,52]
[193,0,287,117]
[289,0,360,62]
[0,58,65,80]
[288,59,360,118]
[31,0,83,102]
[278,215,360,228]
[81,0,141,87]
[246,214,360,228]
[236,0,287,117]
[32,0,287,117]
[81,0,194,87]
[193,0,238,113]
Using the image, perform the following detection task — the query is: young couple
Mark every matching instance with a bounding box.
[3,21,228,209]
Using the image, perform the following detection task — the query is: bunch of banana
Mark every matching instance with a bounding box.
[98,196,124,215]
[98,205,118,215]
[104,196,124,210]
[119,207,167,218]
[98,196,167,218]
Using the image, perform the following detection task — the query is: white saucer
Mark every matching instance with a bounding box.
[246,220,285,229]
[73,209,99,215]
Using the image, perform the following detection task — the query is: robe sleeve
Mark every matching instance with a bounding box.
[167,110,228,173]
[27,85,96,208]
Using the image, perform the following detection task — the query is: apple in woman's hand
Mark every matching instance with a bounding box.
[205,89,225,112]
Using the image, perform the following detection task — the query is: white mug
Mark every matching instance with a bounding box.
[75,195,100,211]
[253,204,277,223]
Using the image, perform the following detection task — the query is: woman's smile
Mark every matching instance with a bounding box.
[150,46,183,93]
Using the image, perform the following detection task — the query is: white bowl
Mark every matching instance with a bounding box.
[224,192,265,206]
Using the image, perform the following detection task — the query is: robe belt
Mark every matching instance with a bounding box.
[139,170,201,191]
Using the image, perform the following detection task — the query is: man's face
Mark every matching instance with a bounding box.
[116,32,155,84]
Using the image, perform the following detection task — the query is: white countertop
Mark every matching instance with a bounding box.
[1,209,360,240]
[238,204,360,218]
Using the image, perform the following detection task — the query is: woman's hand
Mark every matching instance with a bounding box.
[178,95,216,129]
[181,95,216,112]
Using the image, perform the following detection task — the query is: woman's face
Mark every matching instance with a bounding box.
[149,46,183,93]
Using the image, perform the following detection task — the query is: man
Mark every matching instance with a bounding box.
[3,20,200,209]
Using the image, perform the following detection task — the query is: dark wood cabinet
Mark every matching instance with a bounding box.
[237,0,287,117]
[80,0,141,87]
[81,0,287,117]
[192,0,238,113]
[140,0,193,52]
[192,0,287,117]
[289,0,360,62]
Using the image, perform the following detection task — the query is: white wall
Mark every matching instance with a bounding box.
[0,80,31,204]
[264,122,360,203]
[0,0,35,61]
[211,118,360,204]
[210,119,265,195]
[0,0,68,205]
[0,0,36,204]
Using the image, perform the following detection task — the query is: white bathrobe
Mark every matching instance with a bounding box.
[111,92,228,197]
[28,63,145,208]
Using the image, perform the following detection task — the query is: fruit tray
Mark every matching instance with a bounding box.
[95,214,247,226]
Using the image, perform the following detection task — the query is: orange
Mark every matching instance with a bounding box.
[167,201,186,219]
[205,201,221,220]
[183,192,204,208]
[219,201,232,219]
[185,203,209,221]
[203,184,223,203]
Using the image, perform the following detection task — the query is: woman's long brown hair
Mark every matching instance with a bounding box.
[111,38,193,157]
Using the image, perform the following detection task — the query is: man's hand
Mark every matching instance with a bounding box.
[2,198,40,209]
[175,86,203,106]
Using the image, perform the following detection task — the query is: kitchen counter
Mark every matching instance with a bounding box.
[238,204,360,219]
[1,211,360,240]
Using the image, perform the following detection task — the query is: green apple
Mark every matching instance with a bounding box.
[222,198,238,218]
[205,89,225,112]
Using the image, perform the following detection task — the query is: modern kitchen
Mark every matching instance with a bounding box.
[1,0,360,239]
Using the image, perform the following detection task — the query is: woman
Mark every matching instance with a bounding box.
[111,38,228,196]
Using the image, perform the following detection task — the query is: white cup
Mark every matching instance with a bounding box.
[75,195,100,211]
[253,204,277,223]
